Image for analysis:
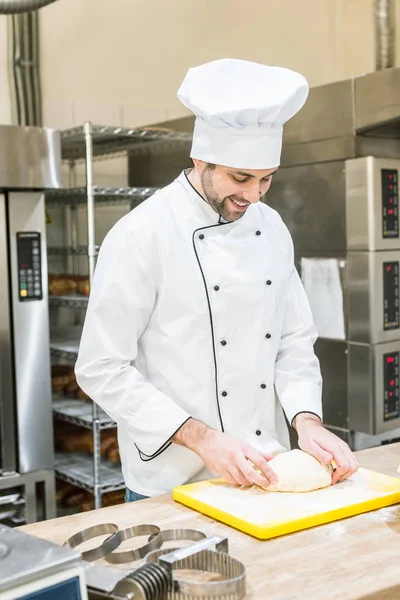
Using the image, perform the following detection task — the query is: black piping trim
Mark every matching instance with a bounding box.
[192,223,233,433]
[135,417,192,462]
[184,169,233,224]
[291,411,322,429]
[184,169,210,208]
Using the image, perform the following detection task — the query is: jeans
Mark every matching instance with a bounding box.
[124,488,149,503]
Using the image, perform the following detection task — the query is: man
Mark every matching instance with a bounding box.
[75,59,359,501]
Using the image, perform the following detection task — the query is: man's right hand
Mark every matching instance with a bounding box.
[172,418,278,488]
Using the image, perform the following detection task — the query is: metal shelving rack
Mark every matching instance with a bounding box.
[46,122,191,508]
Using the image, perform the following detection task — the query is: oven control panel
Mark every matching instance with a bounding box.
[382,168,399,239]
[16,232,43,302]
[383,261,399,331]
[384,352,400,422]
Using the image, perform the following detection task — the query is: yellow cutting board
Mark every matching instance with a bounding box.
[173,468,400,540]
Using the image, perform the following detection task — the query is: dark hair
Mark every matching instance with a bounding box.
[205,162,216,170]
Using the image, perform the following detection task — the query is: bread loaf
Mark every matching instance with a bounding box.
[54,424,117,456]
[81,489,125,512]
[56,481,76,504]
[77,279,90,296]
[105,441,121,463]
[48,274,89,297]
[63,489,91,508]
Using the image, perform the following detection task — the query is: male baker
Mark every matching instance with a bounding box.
[76,59,358,501]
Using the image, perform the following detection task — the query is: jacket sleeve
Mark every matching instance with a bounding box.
[274,227,323,425]
[75,219,191,459]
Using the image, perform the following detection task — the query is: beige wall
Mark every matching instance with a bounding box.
[0,0,399,127]
[37,0,395,130]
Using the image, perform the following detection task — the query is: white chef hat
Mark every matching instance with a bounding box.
[177,58,309,169]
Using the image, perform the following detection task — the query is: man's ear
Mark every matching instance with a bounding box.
[192,158,207,171]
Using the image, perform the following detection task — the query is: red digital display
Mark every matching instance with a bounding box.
[390,379,395,387]
[386,265,392,272]
[388,209,394,215]
[387,356,395,363]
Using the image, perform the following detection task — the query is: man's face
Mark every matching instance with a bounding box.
[197,161,278,222]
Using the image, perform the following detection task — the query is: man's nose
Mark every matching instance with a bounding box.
[242,183,262,203]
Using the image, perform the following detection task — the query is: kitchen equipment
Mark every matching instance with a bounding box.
[79,532,245,600]
[265,68,400,448]
[145,536,246,600]
[0,525,87,600]
[173,467,400,540]
[65,523,121,562]
[0,124,61,521]
[104,525,162,564]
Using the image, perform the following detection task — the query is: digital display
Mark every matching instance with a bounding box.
[20,576,82,600]
[384,352,400,421]
[383,261,399,330]
[16,232,43,302]
[382,169,399,239]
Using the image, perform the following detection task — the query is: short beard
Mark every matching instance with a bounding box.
[200,164,245,222]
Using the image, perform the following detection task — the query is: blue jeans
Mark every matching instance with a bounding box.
[125,488,149,503]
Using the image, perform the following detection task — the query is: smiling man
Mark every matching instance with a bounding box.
[75,59,358,501]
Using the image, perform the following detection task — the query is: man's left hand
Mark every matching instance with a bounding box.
[293,413,359,484]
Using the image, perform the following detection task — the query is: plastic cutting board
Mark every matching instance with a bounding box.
[173,467,400,539]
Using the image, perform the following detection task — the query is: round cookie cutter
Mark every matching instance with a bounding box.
[149,528,206,547]
[104,524,162,564]
[146,536,246,599]
[64,523,121,562]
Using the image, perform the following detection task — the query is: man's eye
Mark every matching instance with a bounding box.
[233,177,248,183]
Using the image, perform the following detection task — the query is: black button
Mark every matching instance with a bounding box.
[222,391,228,397]
[256,430,261,436]
[256,230,261,236]
[199,234,204,240]
[221,340,227,346]
[261,383,266,389]
[265,333,271,339]
[214,285,220,291]
[266,280,272,286]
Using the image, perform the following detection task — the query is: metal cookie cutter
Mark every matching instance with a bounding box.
[146,536,246,600]
[64,523,121,562]
[149,528,206,547]
[104,524,162,564]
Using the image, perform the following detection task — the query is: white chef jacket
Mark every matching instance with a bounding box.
[75,171,322,497]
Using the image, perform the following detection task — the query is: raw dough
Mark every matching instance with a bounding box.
[260,449,332,493]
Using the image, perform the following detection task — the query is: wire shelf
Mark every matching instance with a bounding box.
[50,326,81,360]
[47,245,99,256]
[52,395,116,429]
[49,295,89,309]
[61,124,192,160]
[54,452,124,494]
[45,185,158,206]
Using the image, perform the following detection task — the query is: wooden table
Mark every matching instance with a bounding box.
[20,443,400,600]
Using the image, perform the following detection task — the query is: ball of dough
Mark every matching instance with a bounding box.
[261,449,332,492]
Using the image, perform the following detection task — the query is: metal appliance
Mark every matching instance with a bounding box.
[266,67,400,449]
[0,124,61,521]
[0,525,87,600]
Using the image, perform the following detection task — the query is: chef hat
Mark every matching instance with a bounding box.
[177,58,309,169]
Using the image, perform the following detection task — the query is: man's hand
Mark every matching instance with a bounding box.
[293,413,359,484]
[172,418,278,488]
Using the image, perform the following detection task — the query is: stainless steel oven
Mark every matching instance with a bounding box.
[266,67,400,448]
[0,125,61,520]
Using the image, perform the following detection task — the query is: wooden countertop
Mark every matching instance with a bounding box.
[20,443,400,600]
